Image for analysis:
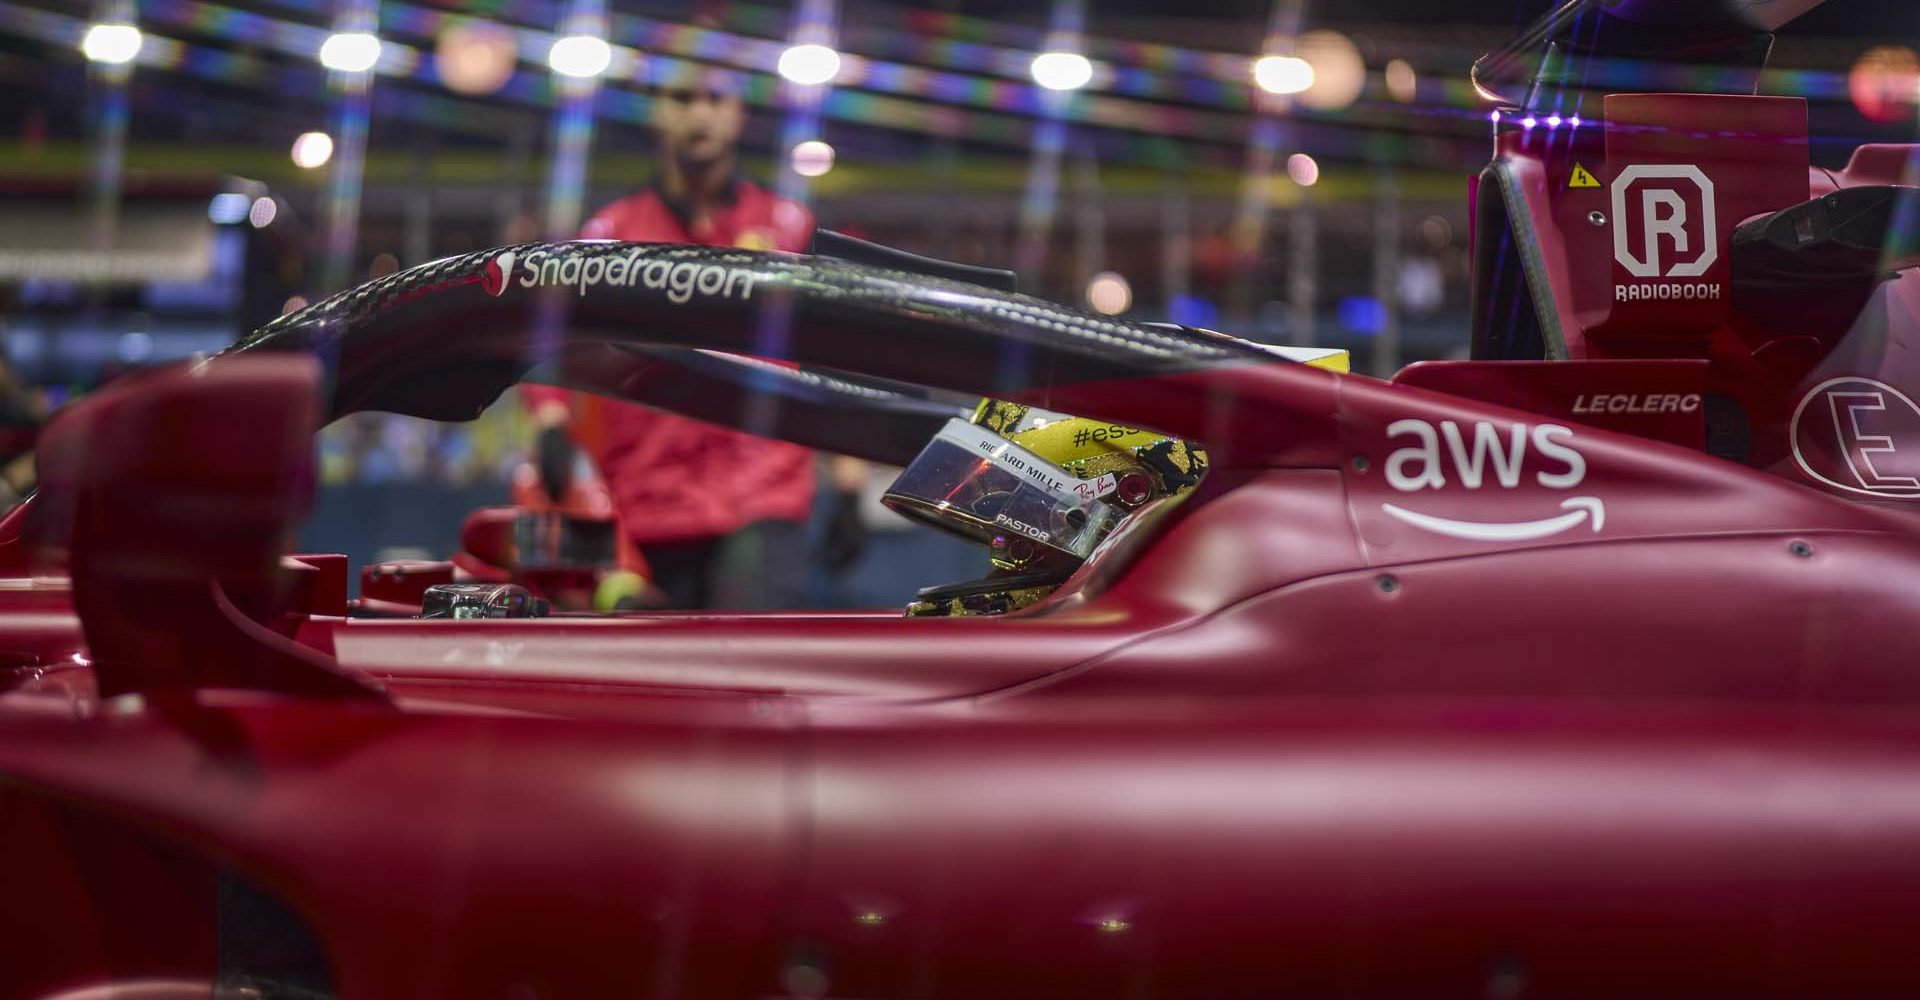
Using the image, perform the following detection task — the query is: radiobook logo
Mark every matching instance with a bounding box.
[1610,164,1724,305]
[481,248,760,303]
[1611,165,1717,279]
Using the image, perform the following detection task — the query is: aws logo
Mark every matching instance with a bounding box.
[1378,419,1604,542]
[1386,419,1584,491]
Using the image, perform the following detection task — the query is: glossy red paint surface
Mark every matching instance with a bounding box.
[3,329,1919,999]
[1395,359,1708,449]
[8,54,1920,1000]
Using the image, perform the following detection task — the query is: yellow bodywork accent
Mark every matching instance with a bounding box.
[1299,348,1351,373]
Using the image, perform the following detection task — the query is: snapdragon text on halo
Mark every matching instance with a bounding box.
[483,248,759,304]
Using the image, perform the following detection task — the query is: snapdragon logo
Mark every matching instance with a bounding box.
[481,250,517,296]
[481,248,759,304]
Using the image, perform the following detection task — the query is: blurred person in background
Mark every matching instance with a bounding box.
[525,65,844,610]
[0,355,43,509]
[0,293,43,509]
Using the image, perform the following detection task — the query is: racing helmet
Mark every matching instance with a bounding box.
[882,400,1207,617]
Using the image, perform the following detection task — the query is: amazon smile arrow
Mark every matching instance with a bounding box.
[1380,496,1606,542]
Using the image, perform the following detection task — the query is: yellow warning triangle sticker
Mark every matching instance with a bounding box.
[1568,164,1602,189]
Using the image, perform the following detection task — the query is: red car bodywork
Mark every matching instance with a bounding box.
[5,17,1920,1000]
[5,339,1920,999]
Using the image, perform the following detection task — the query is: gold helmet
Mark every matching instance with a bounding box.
[881,400,1208,617]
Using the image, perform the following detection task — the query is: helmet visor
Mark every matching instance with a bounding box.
[882,418,1121,561]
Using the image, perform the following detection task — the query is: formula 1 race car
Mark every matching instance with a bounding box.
[3,1,1920,998]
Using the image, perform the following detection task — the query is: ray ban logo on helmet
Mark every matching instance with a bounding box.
[1611,165,1722,303]
[481,248,759,304]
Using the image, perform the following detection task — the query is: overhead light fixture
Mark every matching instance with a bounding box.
[548,34,612,79]
[778,43,841,86]
[80,22,144,65]
[1030,50,1093,91]
[291,131,335,169]
[318,31,383,74]
[1252,54,1313,96]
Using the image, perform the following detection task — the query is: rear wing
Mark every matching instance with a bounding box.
[1471,0,1830,110]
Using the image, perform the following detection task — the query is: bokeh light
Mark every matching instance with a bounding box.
[1086,272,1132,315]
[116,331,153,365]
[1287,152,1320,187]
[207,192,249,225]
[778,43,842,86]
[436,20,518,96]
[791,140,836,178]
[1031,51,1095,92]
[1297,30,1364,111]
[1399,258,1445,314]
[1385,59,1418,103]
[291,131,334,169]
[80,23,144,65]
[548,35,612,79]
[318,31,382,74]
[1848,46,1920,124]
[248,197,278,229]
[1252,55,1314,96]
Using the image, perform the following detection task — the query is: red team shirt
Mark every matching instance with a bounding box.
[528,179,817,544]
